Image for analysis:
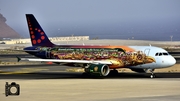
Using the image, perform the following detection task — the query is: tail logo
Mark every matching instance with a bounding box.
[27,18,46,45]
[26,14,54,47]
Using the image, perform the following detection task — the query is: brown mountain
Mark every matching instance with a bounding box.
[0,13,20,39]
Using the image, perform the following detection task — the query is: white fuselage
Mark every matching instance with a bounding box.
[129,46,176,69]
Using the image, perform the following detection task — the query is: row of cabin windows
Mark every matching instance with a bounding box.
[155,52,169,56]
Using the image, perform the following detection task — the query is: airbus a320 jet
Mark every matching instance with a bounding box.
[18,14,176,78]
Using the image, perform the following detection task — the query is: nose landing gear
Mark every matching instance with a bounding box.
[149,69,155,78]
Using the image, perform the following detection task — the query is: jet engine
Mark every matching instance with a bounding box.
[85,64,110,76]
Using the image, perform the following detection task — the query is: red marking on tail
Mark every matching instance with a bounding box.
[41,36,45,40]
[33,40,37,44]
[38,29,41,32]
[26,14,55,47]
[40,32,44,35]
[31,35,35,39]
[37,39,41,43]
[30,31,34,34]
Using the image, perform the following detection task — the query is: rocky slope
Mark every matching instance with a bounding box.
[0,13,20,39]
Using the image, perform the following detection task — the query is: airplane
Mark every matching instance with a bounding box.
[18,14,176,78]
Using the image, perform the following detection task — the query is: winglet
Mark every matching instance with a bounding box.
[16,56,21,62]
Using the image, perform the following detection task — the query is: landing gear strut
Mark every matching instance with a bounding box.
[149,69,155,78]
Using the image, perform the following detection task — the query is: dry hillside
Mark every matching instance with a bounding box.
[0,13,20,39]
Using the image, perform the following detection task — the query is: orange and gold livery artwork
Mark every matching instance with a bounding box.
[39,46,156,69]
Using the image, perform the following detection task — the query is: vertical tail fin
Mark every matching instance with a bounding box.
[26,14,54,47]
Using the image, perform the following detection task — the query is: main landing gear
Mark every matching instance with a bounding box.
[109,69,119,76]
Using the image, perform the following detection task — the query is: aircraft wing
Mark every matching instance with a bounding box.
[17,57,112,65]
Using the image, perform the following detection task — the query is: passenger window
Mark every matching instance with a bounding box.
[155,53,158,56]
[163,53,168,55]
[159,53,162,56]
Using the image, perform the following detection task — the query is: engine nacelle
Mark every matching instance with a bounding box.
[85,64,110,76]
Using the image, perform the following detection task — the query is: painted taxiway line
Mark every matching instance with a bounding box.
[0,68,49,74]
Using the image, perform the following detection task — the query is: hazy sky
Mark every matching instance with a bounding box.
[0,0,180,41]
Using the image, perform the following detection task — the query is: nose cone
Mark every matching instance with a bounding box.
[168,56,176,66]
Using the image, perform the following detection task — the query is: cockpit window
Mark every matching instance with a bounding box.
[155,52,169,56]
[163,53,168,55]
[155,53,159,56]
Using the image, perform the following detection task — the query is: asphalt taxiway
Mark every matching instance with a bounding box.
[0,64,180,101]
[0,78,180,101]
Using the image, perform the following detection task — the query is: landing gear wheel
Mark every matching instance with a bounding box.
[113,69,118,74]
[109,69,119,76]
[150,74,154,78]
